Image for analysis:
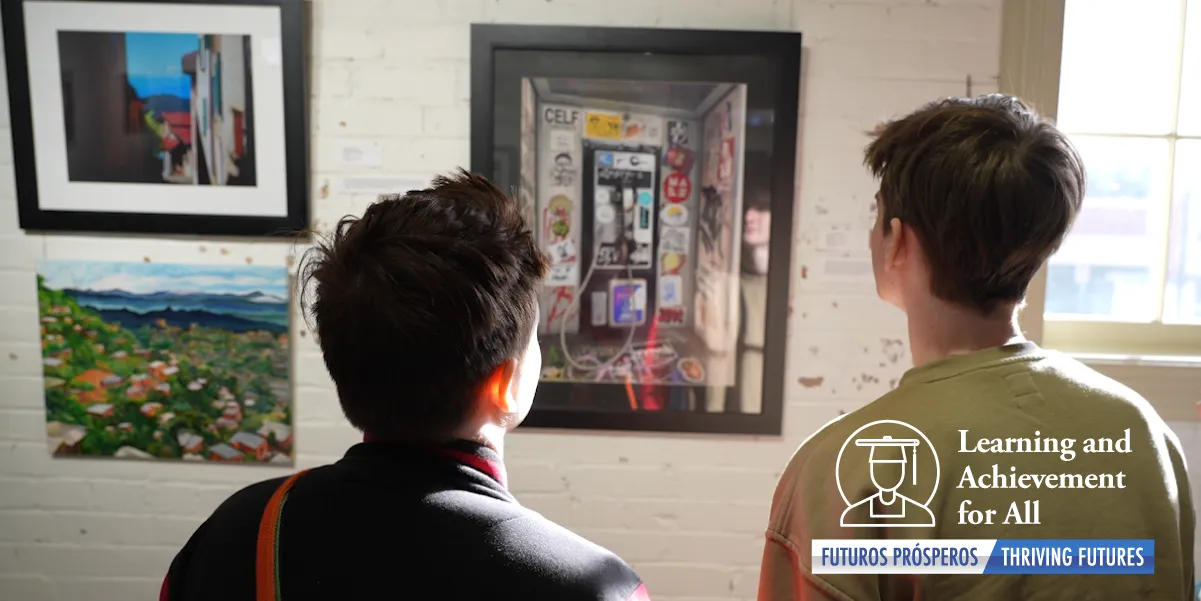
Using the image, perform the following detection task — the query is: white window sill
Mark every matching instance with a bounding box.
[1070,353,1201,368]
[1065,353,1201,422]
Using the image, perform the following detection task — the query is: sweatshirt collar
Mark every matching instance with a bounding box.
[898,341,1046,387]
[360,433,508,489]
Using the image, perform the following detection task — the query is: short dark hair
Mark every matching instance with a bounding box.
[299,169,548,441]
[864,94,1086,314]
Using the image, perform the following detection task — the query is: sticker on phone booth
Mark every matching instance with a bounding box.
[548,239,577,264]
[661,204,688,226]
[597,152,614,167]
[591,291,608,326]
[659,275,683,308]
[547,263,579,287]
[637,190,653,207]
[660,226,690,253]
[610,279,647,326]
[550,130,574,152]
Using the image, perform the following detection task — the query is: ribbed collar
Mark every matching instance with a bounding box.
[358,434,508,489]
[898,341,1047,387]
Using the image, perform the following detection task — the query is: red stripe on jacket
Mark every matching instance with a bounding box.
[628,583,652,600]
[361,434,508,488]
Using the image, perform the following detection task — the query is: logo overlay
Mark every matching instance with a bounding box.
[836,420,939,528]
[812,539,1154,575]
[821,421,1149,574]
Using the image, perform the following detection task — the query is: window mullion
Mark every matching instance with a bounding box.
[1153,0,1192,321]
[1171,0,1191,133]
[1153,138,1179,321]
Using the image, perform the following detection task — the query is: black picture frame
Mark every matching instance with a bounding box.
[2,0,309,237]
[471,24,801,436]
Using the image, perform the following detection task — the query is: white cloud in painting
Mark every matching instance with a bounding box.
[38,260,289,298]
[85,273,281,295]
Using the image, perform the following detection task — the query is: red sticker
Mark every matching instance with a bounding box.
[665,146,695,173]
[663,172,691,203]
[657,307,685,325]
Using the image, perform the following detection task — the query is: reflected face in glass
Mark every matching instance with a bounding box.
[744,207,771,275]
[744,207,770,245]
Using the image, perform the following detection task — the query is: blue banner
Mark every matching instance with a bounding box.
[982,539,1154,575]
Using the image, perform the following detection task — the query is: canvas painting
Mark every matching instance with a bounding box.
[37,260,293,464]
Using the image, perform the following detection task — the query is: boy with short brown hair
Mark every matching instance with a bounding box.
[759,95,1194,601]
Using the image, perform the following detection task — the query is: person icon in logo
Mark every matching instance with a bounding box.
[840,435,936,527]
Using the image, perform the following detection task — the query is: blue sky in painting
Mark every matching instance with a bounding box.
[125,32,198,99]
[39,260,288,298]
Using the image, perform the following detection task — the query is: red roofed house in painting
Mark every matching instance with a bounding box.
[230,431,269,461]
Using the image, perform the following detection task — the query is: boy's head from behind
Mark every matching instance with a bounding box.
[300,169,548,443]
[864,94,1086,317]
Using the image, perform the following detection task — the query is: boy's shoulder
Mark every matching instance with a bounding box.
[780,386,928,477]
[165,467,651,601]
[779,349,1184,492]
[485,511,650,600]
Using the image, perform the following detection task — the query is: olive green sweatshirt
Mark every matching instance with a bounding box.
[759,342,1194,601]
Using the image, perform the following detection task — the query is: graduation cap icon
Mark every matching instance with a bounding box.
[856,435,921,488]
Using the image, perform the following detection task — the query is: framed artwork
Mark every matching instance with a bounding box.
[38,260,293,464]
[471,24,801,435]
[1,0,309,237]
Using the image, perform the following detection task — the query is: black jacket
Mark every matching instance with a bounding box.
[162,440,651,600]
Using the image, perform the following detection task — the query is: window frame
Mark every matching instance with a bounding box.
[1004,0,1200,420]
[1042,0,1199,355]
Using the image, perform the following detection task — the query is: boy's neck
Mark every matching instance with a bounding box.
[460,421,507,458]
[905,295,1025,368]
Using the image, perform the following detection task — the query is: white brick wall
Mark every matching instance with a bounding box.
[0,0,1073,599]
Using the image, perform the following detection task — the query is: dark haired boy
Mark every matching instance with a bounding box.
[758,96,1194,601]
[162,170,650,601]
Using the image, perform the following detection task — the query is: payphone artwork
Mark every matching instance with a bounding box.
[523,77,748,412]
[473,23,801,430]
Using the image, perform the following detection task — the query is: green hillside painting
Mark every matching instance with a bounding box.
[37,260,293,464]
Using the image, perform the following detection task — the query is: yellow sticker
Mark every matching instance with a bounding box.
[585,112,622,139]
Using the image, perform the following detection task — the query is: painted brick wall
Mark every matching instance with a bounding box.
[0,0,1011,599]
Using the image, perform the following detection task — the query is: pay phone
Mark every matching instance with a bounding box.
[576,143,660,342]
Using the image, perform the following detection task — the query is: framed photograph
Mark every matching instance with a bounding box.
[2,0,309,237]
[471,24,801,435]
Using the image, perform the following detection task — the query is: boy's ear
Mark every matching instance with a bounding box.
[884,217,906,269]
[483,359,518,414]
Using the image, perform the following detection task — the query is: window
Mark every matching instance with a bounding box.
[1045,0,1201,356]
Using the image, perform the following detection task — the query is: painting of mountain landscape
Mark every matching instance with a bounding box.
[37,260,291,464]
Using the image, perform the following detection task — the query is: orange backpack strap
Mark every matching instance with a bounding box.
[255,470,310,601]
